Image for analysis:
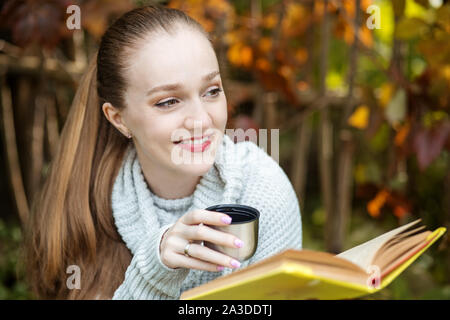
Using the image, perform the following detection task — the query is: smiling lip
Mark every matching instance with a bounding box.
[174,135,212,152]
[174,134,212,143]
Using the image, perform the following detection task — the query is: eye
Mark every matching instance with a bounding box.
[154,87,222,108]
[205,87,223,97]
[155,98,178,108]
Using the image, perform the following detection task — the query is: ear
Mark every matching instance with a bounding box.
[102,102,130,137]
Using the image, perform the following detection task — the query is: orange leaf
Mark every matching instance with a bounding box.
[240,46,253,68]
[255,58,271,72]
[227,43,242,66]
[294,48,308,64]
[283,3,308,37]
[343,24,354,44]
[361,0,373,11]
[296,80,309,91]
[206,0,232,17]
[367,190,389,218]
[394,121,410,146]
[258,37,272,53]
[393,205,409,219]
[278,65,293,79]
[263,12,278,29]
[360,26,373,48]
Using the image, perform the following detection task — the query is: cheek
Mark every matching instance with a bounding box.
[141,119,176,142]
[128,111,172,143]
[211,100,228,129]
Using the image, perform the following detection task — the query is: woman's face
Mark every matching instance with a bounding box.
[119,27,228,178]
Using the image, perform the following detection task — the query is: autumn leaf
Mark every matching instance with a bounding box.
[395,17,429,40]
[278,65,293,80]
[367,189,390,218]
[394,121,410,146]
[227,43,253,68]
[282,2,308,37]
[359,26,373,48]
[82,0,134,38]
[348,105,370,129]
[378,83,395,108]
[386,192,412,220]
[262,12,278,29]
[255,58,271,72]
[294,48,308,65]
[296,80,309,91]
[413,121,450,171]
[240,46,253,68]
[385,89,407,128]
[227,42,242,66]
[205,0,233,19]
[435,3,450,33]
[258,37,272,54]
[223,30,240,45]
[393,205,409,219]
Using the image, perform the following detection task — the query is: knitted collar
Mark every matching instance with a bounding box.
[111,134,245,255]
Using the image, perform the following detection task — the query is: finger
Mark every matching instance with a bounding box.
[174,253,224,272]
[184,224,242,249]
[186,243,241,269]
[181,209,232,226]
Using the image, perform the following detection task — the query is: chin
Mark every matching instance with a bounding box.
[171,147,217,174]
[177,160,215,177]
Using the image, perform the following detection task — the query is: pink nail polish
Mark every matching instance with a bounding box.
[217,266,224,271]
[231,260,241,268]
[221,216,232,224]
[234,239,244,248]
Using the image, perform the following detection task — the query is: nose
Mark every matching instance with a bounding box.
[184,98,213,132]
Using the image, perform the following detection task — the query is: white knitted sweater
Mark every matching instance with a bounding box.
[111,134,302,300]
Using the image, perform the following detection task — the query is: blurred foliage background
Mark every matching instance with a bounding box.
[0,0,449,299]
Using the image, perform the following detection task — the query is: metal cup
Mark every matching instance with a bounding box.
[204,204,259,261]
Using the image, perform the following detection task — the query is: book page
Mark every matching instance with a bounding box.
[336,219,422,271]
[374,230,430,272]
[372,225,426,262]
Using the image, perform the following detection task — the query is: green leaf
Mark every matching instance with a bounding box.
[385,89,407,127]
[370,123,390,152]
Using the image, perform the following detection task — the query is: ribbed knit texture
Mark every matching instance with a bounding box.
[111,134,303,300]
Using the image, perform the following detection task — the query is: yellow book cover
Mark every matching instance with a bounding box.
[180,219,447,300]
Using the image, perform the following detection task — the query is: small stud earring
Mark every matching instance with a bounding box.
[124,129,132,139]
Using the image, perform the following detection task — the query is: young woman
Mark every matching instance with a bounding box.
[25,4,302,300]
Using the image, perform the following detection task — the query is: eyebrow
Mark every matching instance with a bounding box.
[146,70,220,96]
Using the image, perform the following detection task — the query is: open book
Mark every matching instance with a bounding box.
[180,219,446,300]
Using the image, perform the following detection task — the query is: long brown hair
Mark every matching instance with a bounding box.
[24,4,211,299]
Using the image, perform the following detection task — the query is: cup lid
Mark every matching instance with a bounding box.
[205,204,260,221]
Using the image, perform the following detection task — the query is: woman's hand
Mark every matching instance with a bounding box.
[159,209,244,271]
